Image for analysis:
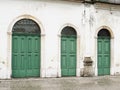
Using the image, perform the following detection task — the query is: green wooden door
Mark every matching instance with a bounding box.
[12,35,40,78]
[61,36,76,76]
[97,37,110,76]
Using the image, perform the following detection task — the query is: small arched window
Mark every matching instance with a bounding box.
[61,26,77,36]
[98,29,111,37]
[12,19,40,35]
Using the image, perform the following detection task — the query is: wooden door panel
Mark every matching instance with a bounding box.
[61,36,76,76]
[98,37,110,76]
[104,68,110,75]
[68,55,76,68]
[61,38,67,53]
[98,40,102,54]
[69,69,76,76]
[69,38,76,53]
[103,55,110,67]
[104,40,110,54]
[61,55,67,69]
[98,68,103,76]
[61,69,68,76]
[12,35,40,78]
[12,36,19,53]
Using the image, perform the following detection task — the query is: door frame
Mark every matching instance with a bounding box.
[95,26,114,76]
[7,15,45,78]
[58,24,81,77]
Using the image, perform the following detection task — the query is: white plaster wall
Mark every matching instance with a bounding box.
[0,0,119,79]
[94,6,120,75]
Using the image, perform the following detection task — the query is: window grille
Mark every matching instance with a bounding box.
[61,26,77,36]
[12,19,40,34]
[98,29,111,37]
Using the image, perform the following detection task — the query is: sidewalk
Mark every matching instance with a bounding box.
[0,76,120,90]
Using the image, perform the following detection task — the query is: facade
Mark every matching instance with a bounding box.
[0,0,120,79]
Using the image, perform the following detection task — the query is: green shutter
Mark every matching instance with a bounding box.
[61,36,76,76]
[12,35,40,78]
[98,37,110,76]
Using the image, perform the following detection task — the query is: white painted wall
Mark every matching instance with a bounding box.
[0,0,119,79]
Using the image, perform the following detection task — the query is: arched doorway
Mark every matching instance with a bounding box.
[61,26,77,77]
[97,29,111,76]
[12,19,41,78]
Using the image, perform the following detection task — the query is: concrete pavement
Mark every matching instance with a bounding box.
[0,76,120,90]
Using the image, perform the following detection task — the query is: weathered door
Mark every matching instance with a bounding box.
[98,36,110,76]
[61,27,77,77]
[12,19,41,78]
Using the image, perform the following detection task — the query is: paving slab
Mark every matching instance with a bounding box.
[0,76,120,90]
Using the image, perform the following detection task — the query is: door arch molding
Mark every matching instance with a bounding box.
[58,23,80,36]
[12,19,41,78]
[95,26,114,39]
[95,26,114,76]
[7,15,45,78]
[61,26,77,76]
[8,14,45,35]
[58,24,81,77]
[97,29,111,76]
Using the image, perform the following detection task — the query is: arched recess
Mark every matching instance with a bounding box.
[94,26,114,76]
[7,15,45,78]
[61,26,77,77]
[57,24,80,77]
[95,26,114,38]
[97,29,111,76]
[12,19,41,78]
